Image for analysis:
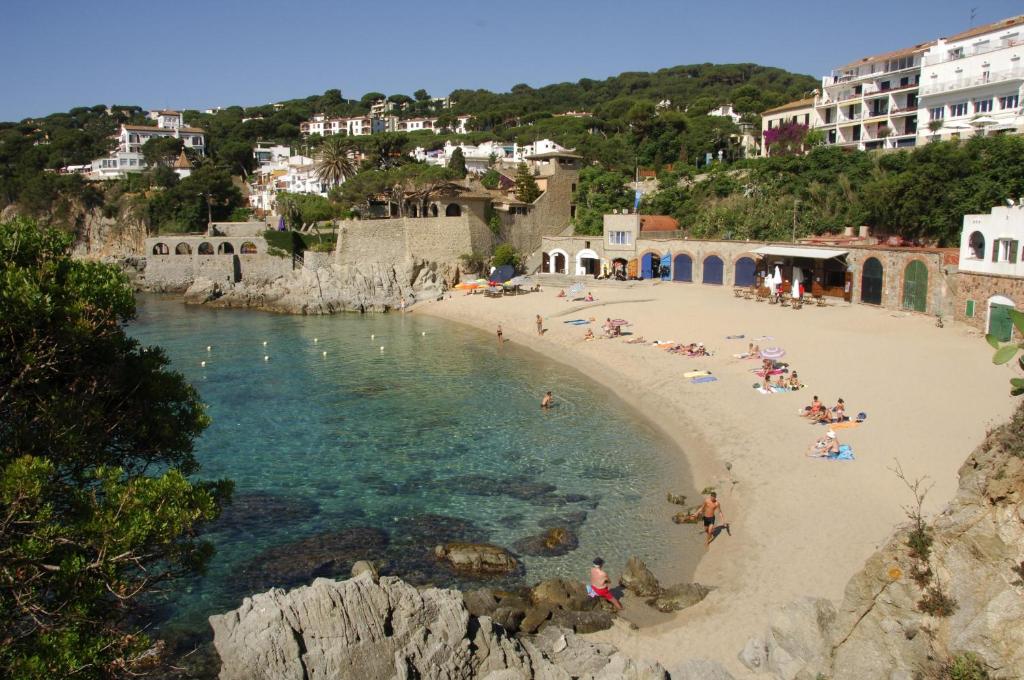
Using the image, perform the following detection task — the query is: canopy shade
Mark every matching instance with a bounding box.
[752,245,848,260]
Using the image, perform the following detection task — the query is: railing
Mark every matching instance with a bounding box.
[922,39,1024,66]
[823,62,920,87]
[919,68,1024,96]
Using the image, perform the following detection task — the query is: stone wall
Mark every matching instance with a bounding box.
[502,164,578,257]
[141,253,293,292]
[334,215,493,269]
[954,270,1024,337]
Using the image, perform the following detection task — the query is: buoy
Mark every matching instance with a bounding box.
[200,360,206,367]
[264,355,270,361]
[322,351,327,357]
[421,331,426,336]
[262,340,268,346]
[371,334,375,339]
[206,345,212,352]
[379,346,384,351]
[313,338,318,343]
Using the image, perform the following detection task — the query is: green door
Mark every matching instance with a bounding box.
[989,303,1014,342]
[902,260,928,312]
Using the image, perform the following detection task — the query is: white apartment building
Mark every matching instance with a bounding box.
[760,98,815,156]
[708,104,743,124]
[960,202,1024,276]
[918,15,1024,143]
[247,151,325,213]
[813,44,928,151]
[90,110,206,179]
[410,138,570,172]
[300,114,387,137]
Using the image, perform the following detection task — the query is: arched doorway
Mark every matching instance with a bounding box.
[734,257,756,287]
[542,252,550,272]
[967,231,985,260]
[703,255,724,285]
[575,248,600,276]
[902,260,928,312]
[430,204,439,217]
[660,253,672,281]
[218,242,235,255]
[640,252,657,279]
[861,257,883,305]
[240,241,258,254]
[612,257,628,280]
[672,254,692,282]
[553,252,566,274]
[152,242,169,255]
[175,242,192,255]
[988,295,1016,342]
[410,204,419,217]
[445,203,461,217]
[198,242,214,255]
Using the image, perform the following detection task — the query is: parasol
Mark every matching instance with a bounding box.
[760,346,786,360]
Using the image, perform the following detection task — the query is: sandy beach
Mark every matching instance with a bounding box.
[417,279,1016,676]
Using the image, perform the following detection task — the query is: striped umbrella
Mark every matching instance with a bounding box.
[760,346,786,360]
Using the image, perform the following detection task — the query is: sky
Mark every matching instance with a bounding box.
[2,0,1023,122]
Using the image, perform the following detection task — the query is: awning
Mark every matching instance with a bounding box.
[752,245,849,260]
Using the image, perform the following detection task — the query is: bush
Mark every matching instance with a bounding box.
[917,585,957,617]
[943,653,990,680]
[491,243,520,269]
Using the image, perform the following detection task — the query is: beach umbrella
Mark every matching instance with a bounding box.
[760,346,786,360]
[454,281,480,290]
[567,282,586,297]
[608,319,629,327]
[508,275,533,287]
[490,265,515,283]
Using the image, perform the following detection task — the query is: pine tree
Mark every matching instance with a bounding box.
[514,162,541,203]
[448,147,467,178]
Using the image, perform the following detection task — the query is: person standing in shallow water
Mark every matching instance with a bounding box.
[496,324,503,346]
[541,391,553,409]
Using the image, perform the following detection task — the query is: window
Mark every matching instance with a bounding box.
[1000,94,1020,109]
[966,300,975,318]
[975,99,993,113]
[948,47,964,60]
[968,231,985,259]
[609,231,631,246]
[930,107,945,120]
[993,238,1019,263]
[949,102,968,117]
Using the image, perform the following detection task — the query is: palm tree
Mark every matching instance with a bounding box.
[315,137,356,189]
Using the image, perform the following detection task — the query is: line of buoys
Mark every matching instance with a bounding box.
[262,340,268,346]
[379,346,384,352]
[264,355,270,361]
[322,351,327,357]
[200,360,206,367]
[206,345,212,352]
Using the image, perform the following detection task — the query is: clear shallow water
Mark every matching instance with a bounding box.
[129,297,693,636]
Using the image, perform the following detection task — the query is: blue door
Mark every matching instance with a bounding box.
[660,253,672,281]
[641,252,654,279]
[673,254,692,282]
[735,257,756,287]
[703,255,724,285]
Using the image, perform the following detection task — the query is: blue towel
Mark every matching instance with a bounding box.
[828,445,855,461]
[691,376,718,384]
[563,319,589,325]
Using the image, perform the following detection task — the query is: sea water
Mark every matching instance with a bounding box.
[129,296,693,637]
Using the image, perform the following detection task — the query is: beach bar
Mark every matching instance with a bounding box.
[751,245,851,301]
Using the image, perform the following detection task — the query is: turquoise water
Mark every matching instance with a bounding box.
[129,297,693,637]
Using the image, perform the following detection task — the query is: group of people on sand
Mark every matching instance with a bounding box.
[557,289,595,302]
[667,342,708,357]
[800,395,848,424]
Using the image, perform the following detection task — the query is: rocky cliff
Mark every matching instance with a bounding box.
[741,406,1024,679]
[209,572,671,680]
[183,258,451,314]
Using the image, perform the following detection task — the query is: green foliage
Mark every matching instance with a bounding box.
[141,136,183,167]
[491,243,520,269]
[336,163,455,214]
[262,228,337,256]
[573,166,633,235]
[0,217,230,678]
[943,653,990,680]
[513,163,541,203]
[480,168,501,189]
[986,307,1024,395]
[145,162,244,232]
[315,136,357,188]
[448,147,467,178]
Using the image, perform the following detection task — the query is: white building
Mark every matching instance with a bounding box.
[918,15,1024,143]
[759,98,815,156]
[253,143,292,165]
[959,202,1024,276]
[708,104,743,124]
[90,110,206,179]
[300,114,387,137]
[247,149,326,214]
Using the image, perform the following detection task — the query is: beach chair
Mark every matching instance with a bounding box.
[816,296,827,307]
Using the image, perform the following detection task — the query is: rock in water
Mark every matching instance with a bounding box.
[647,582,711,613]
[209,573,669,679]
[512,526,579,557]
[350,560,379,582]
[619,556,662,597]
[433,542,520,576]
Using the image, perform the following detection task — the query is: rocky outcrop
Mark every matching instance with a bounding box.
[434,542,520,577]
[209,572,667,680]
[619,556,662,597]
[186,259,448,314]
[742,407,1024,679]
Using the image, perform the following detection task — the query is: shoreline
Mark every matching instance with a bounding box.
[415,280,1016,675]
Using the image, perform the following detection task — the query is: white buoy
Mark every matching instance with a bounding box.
[322,351,327,357]
[421,331,426,336]
[262,340,268,346]
[313,338,318,343]
[200,360,206,367]
[379,346,384,351]
[264,355,270,361]
[206,345,212,352]
[371,334,375,339]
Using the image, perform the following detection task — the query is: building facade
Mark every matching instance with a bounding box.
[90,110,206,179]
[760,98,815,156]
[955,202,1024,339]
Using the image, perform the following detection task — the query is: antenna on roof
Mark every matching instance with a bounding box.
[970,6,977,26]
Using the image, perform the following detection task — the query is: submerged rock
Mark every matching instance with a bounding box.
[512,526,579,557]
[433,542,520,577]
[206,491,320,535]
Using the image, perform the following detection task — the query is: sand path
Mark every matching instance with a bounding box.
[417,280,1015,676]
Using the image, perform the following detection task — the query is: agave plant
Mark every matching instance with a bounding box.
[986,308,1024,395]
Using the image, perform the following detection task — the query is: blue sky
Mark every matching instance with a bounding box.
[2,0,1022,122]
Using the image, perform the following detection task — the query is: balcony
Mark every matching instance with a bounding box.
[919,68,1024,96]
[922,39,1024,66]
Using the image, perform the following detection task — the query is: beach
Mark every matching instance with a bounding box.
[417,280,1016,676]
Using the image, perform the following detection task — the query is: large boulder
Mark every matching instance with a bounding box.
[184,277,224,304]
[619,556,662,597]
[209,573,668,679]
[513,527,579,557]
[434,542,520,577]
[647,582,710,613]
[530,578,589,610]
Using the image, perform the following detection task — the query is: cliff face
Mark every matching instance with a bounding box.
[742,406,1024,679]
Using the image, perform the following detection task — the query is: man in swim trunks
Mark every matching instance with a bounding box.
[536,315,544,336]
[700,491,726,549]
[496,324,503,345]
[589,557,622,610]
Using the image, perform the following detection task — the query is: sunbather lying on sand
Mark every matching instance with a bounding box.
[623,336,646,344]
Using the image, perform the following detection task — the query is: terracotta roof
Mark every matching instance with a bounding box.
[639,215,680,232]
[173,150,191,169]
[156,109,181,116]
[123,124,205,134]
[760,97,816,116]
[834,41,935,71]
[942,14,1024,43]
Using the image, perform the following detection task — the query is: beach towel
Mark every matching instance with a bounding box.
[725,334,745,339]
[563,319,589,325]
[654,341,676,348]
[684,370,711,378]
[691,376,718,384]
[828,445,855,461]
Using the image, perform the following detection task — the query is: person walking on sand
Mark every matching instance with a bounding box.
[589,557,622,610]
[700,491,727,549]
[496,324,503,346]
[536,314,544,336]
[541,391,553,409]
